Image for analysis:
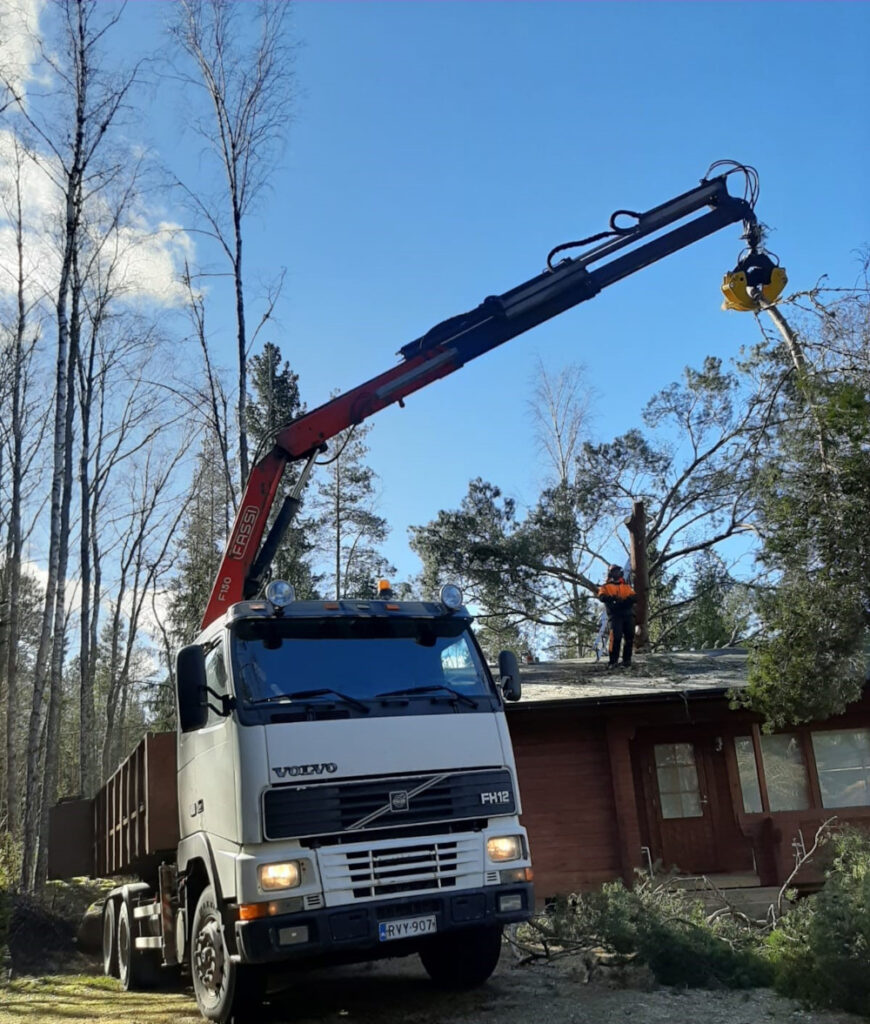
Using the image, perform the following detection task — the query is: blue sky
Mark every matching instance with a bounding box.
[115,2,870,583]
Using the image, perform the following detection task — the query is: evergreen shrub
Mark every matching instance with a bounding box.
[766,827,870,1014]
[546,877,771,989]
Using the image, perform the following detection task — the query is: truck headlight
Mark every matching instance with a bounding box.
[258,860,303,891]
[486,835,523,862]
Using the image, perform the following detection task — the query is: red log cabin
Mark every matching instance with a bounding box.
[506,650,870,903]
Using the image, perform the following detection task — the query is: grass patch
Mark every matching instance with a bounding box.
[0,975,202,1024]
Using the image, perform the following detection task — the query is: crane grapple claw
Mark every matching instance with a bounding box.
[721,250,787,311]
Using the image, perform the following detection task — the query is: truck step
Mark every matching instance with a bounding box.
[133,902,160,919]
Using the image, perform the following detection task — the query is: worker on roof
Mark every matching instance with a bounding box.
[597,564,636,669]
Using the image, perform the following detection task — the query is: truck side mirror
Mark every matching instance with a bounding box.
[176,645,208,732]
[498,650,521,702]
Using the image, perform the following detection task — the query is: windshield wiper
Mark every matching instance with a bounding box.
[251,687,370,713]
[375,685,478,709]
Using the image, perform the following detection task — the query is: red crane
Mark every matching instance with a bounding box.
[201,164,783,630]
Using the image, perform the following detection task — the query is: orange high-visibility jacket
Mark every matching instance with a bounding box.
[597,581,636,617]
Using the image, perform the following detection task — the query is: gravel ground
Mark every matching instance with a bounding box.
[265,950,864,1024]
[1,948,864,1024]
[6,892,865,1024]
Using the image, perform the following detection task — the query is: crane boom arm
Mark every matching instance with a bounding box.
[201,172,756,629]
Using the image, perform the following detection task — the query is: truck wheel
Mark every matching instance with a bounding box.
[191,885,264,1023]
[117,900,161,991]
[419,924,503,990]
[102,899,118,977]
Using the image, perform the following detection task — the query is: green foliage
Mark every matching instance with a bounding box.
[410,478,544,658]
[746,288,870,725]
[765,827,870,1014]
[167,437,231,645]
[744,575,866,728]
[309,421,394,599]
[411,358,764,656]
[546,878,771,989]
[674,552,737,649]
[247,343,320,597]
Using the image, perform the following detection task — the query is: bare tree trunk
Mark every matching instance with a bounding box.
[626,500,649,651]
[36,226,83,884]
[1,143,30,833]
[183,267,237,510]
[172,0,295,495]
[762,303,834,473]
[16,0,138,888]
[77,338,97,797]
[21,184,76,887]
[233,214,248,485]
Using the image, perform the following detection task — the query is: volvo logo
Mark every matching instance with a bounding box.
[272,763,338,779]
[389,791,410,812]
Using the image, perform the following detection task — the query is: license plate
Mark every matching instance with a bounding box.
[378,914,437,941]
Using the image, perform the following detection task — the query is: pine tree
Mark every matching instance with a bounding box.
[247,343,320,597]
[168,437,233,645]
[309,422,394,599]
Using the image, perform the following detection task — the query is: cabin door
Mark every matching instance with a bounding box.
[641,737,722,874]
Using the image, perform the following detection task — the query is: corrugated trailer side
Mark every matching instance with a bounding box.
[93,732,179,879]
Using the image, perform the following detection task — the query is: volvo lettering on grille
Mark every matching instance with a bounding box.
[273,763,338,779]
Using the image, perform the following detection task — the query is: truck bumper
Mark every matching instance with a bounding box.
[234,882,533,966]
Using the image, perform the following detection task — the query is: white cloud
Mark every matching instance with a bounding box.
[113,219,195,308]
[0,129,194,310]
[0,0,46,104]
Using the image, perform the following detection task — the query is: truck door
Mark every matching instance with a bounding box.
[177,641,237,842]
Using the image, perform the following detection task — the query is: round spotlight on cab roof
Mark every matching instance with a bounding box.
[265,580,296,609]
[440,584,463,610]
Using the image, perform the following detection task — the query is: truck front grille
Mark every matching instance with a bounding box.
[263,768,514,841]
[318,835,480,902]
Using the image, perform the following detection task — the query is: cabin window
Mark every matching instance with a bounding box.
[760,733,811,811]
[654,743,703,819]
[734,736,763,813]
[811,730,870,808]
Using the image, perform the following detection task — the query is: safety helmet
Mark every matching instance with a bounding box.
[607,565,622,582]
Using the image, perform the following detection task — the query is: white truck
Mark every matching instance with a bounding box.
[91,583,530,1022]
[51,164,778,1022]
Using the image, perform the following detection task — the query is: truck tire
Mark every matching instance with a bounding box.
[419,923,503,990]
[117,899,161,991]
[102,899,118,977]
[190,885,265,1023]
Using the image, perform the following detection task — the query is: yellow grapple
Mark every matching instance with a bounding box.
[721,251,787,312]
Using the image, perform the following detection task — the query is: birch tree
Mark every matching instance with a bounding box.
[170,0,296,491]
[1,0,147,887]
[0,135,47,833]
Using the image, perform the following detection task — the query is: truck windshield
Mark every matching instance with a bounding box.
[230,617,494,708]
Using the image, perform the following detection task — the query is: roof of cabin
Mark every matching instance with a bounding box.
[507,648,748,709]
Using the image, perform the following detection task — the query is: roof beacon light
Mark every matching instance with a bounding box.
[265,580,296,610]
[440,584,463,610]
[377,579,394,600]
